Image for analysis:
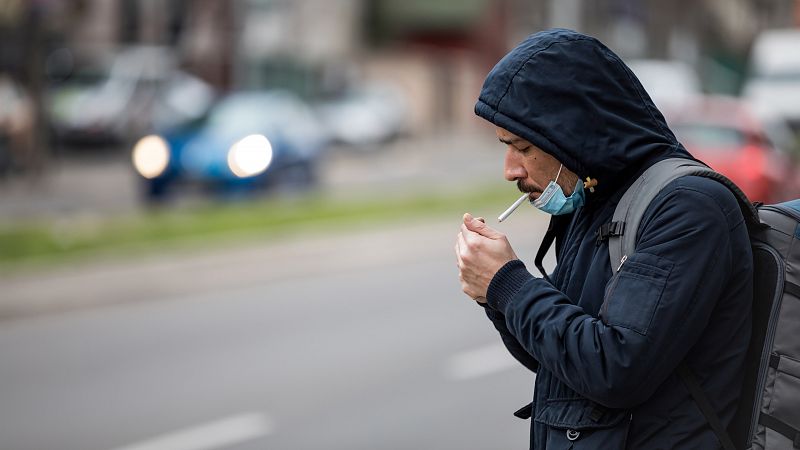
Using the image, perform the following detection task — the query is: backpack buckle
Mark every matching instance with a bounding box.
[596,221,625,246]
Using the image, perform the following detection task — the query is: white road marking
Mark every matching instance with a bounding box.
[444,343,520,380]
[110,412,273,450]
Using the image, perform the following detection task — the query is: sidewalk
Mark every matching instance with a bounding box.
[0,213,549,321]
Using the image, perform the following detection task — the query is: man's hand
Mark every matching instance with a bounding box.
[455,212,518,303]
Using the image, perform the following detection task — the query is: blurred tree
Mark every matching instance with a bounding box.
[0,0,48,178]
[180,0,234,90]
[119,0,139,43]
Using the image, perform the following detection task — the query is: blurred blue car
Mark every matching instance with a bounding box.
[131,91,328,201]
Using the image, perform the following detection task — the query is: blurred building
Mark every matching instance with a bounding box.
[2,0,800,151]
[566,0,799,93]
[42,0,235,88]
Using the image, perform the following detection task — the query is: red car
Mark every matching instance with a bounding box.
[667,96,800,204]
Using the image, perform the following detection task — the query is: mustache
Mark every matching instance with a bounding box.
[517,180,540,194]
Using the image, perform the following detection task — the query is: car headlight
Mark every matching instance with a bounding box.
[132,135,170,179]
[227,134,273,178]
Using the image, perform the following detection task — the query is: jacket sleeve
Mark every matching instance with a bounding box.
[485,180,746,409]
[482,304,539,373]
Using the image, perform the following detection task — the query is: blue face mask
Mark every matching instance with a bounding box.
[531,164,585,215]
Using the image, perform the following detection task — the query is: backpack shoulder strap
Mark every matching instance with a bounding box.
[608,157,759,273]
[607,157,761,450]
[677,362,738,450]
[609,158,708,272]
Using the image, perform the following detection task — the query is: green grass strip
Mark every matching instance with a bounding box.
[0,182,518,269]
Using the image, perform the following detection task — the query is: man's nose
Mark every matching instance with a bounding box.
[504,149,526,181]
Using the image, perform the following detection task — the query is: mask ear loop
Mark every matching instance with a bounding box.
[534,164,563,285]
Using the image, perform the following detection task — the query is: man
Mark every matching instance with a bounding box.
[455,29,752,449]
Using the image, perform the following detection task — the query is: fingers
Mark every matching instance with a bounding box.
[463,213,481,232]
[454,234,464,267]
[463,212,503,239]
[457,231,469,263]
[459,224,485,257]
[457,214,504,302]
[461,221,482,241]
[455,233,479,299]
[460,222,497,253]
[455,232,473,276]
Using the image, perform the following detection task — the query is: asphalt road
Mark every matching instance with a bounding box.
[0,211,554,450]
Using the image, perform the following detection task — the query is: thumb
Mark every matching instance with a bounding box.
[463,213,503,239]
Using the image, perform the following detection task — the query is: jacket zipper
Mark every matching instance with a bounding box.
[617,255,628,272]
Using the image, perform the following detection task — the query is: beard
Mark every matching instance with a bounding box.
[517,179,540,194]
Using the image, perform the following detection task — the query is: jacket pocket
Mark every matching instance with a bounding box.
[601,252,673,335]
[535,398,632,449]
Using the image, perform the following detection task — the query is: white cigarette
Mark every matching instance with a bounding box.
[498,193,530,222]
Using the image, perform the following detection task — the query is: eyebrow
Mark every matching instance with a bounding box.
[498,137,519,145]
[498,136,526,147]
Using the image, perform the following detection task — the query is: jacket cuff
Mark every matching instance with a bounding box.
[486,259,533,314]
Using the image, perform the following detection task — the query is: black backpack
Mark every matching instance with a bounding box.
[607,158,800,449]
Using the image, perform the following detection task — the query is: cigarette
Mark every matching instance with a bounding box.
[498,193,530,222]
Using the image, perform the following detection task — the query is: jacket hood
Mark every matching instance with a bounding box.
[475,29,691,197]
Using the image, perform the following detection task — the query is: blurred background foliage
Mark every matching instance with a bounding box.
[1,0,799,264]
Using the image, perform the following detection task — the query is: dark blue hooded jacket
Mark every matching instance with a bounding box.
[475,29,752,449]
